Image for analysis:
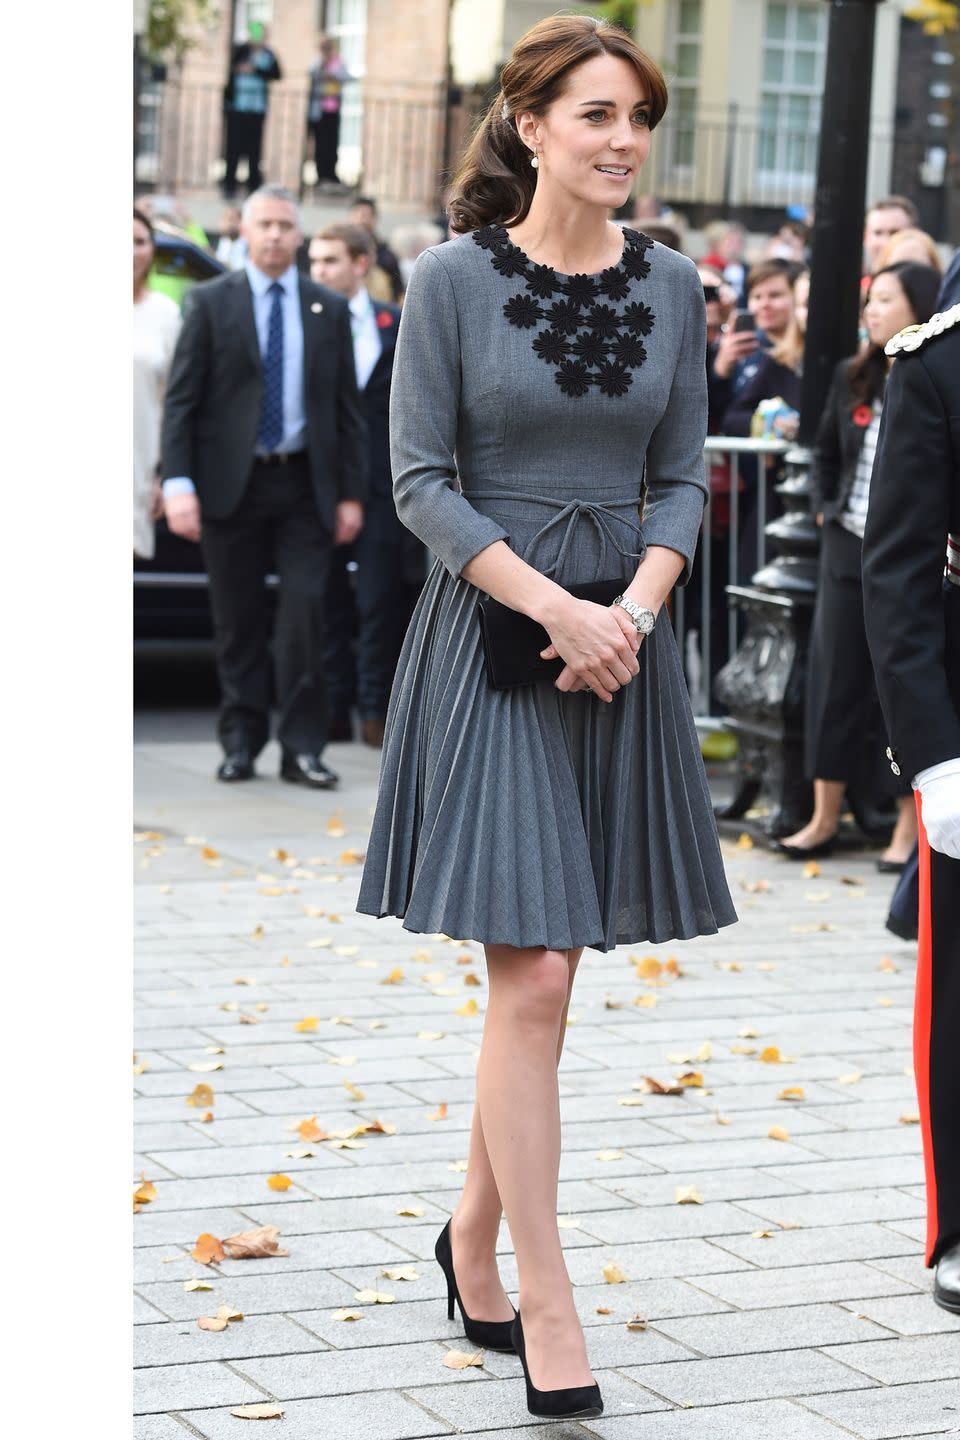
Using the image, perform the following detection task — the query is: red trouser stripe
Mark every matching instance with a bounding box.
[914,793,938,1265]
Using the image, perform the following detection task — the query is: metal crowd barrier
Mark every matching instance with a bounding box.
[672,436,790,725]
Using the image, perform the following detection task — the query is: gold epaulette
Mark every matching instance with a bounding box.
[885,303,960,358]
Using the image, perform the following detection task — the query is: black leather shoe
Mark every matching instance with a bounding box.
[279,752,339,789]
[512,1312,603,1420]
[774,835,837,860]
[434,1219,516,1353]
[934,1239,960,1314]
[217,752,254,782]
[876,857,907,874]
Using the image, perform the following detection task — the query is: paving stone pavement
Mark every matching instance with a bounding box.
[134,736,960,1438]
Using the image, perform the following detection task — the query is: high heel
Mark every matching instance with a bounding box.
[434,1219,517,1353]
[512,1311,603,1420]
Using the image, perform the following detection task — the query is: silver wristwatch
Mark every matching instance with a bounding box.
[613,595,656,636]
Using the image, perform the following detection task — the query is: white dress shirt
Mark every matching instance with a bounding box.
[348,286,382,391]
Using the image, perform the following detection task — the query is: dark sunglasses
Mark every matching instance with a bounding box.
[702,285,721,302]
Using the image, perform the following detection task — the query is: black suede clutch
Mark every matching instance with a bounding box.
[477,579,625,691]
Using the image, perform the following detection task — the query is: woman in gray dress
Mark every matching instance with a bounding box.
[357,14,736,1421]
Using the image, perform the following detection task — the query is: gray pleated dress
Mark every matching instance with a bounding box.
[356,224,737,951]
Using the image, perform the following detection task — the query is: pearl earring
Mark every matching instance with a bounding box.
[530,150,540,169]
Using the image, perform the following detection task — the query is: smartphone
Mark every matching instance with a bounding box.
[733,310,757,333]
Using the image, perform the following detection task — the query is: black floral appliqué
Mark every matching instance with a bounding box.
[502,293,542,330]
[555,360,591,398]
[475,224,656,399]
[532,329,570,365]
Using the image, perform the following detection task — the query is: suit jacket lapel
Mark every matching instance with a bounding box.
[231,269,261,372]
[369,305,397,384]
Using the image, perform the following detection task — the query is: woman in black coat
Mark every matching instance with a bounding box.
[776,261,942,862]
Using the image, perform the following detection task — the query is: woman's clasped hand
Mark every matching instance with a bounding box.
[539,597,642,700]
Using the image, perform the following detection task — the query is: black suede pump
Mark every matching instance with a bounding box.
[511,1312,604,1420]
[434,1219,517,1352]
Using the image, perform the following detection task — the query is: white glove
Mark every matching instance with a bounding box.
[914,756,960,860]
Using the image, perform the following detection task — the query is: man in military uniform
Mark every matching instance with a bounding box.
[862,302,960,1313]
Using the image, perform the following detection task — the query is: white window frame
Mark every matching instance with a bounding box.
[663,0,702,182]
[756,1,826,200]
[319,0,367,187]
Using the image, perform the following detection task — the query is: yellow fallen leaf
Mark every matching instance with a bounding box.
[677,1071,705,1088]
[627,1315,648,1331]
[327,1055,357,1066]
[133,1176,157,1206]
[803,860,821,878]
[752,1230,775,1240]
[418,1030,446,1041]
[192,1233,226,1265]
[731,1045,757,1055]
[557,1215,581,1228]
[205,1045,225,1056]
[633,993,658,1008]
[635,956,662,978]
[307,938,333,949]
[230,1404,284,1420]
[716,1114,731,1125]
[443,1349,484,1369]
[759,1046,783,1064]
[463,972,482,986]
[718,961,742,972]
[448,1160,468,1172]
[201,1111,214,1122]
[332,1309,364,1321]
[233,977,256,987]
[188,1061,223,1073]
[285,1148,317,1159]
[596,1149,624,1161]
[878,996,895,1007]
[778,1087,806,1101]
[768,1125,791,1142]
[639,1075,683,1095]
[397,1206,425,1217]
[298,1117,331,1143]
[254,1003,269,1012]
[380,968,405,984]
[343,1080,365,1100]
[197,1315,228,1331]
[293,1017,320,1033]
[602,1262,627,1284]
[267,1174,293,1191]
[353,1289,395,1304]
[339,849,366,864]
[595,1306,612,1315]
[739,1027,759,1038]
[427,1103,449,1121]
[879,957,899,973]
[184,1279,214,1292]
[326,817,346,838]
[836,1071,862,1084]
[220,1001,240,1012]
[251,925,264,940]
[133,1062,149,1076]
[382,1266,419,1282]
[617,1096,645,1107]
[736,832,754,849]
[216,1305,244,1322]
[222,1225,288,1259]
[201,846,220,861]
[899,1113,920,1125]
[456,998,479,1016]
[676,1185,703,1205]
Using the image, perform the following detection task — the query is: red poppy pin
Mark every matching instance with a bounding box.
[852,404,872,427]
[376,310,394,330]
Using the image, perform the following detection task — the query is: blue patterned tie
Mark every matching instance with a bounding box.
[257,281,284,452]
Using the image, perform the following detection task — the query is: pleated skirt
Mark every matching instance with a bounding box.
[356,536,737,952]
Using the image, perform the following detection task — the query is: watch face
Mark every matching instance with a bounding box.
[637,609,656,635]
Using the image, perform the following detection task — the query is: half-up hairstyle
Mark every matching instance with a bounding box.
[447,14,668,234]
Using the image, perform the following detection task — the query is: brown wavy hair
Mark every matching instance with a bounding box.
[447,15,668,234]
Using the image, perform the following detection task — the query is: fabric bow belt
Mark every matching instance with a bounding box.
[466,490,646,581]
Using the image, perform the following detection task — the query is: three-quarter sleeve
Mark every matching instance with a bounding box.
[641,260,708,584]
[390,250,509,578]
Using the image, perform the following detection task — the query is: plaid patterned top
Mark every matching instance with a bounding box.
[839,398,882,540]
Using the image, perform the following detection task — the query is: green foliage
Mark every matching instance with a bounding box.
[571,0,649,33]
[146,0,219,64]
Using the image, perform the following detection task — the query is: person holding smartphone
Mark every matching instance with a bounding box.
[709,258,801,419]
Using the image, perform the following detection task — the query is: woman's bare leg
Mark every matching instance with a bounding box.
[470,943,594,1389]
[449,950,582,1322]
[882,794,918,864]
[780,778,844,849]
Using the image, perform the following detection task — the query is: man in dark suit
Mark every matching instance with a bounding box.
[863,303,960,1313]
[309,222,418,747]
[161,185,367,788]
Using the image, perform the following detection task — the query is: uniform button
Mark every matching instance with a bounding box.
[891,762,901,776]
[885,747,893,759]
